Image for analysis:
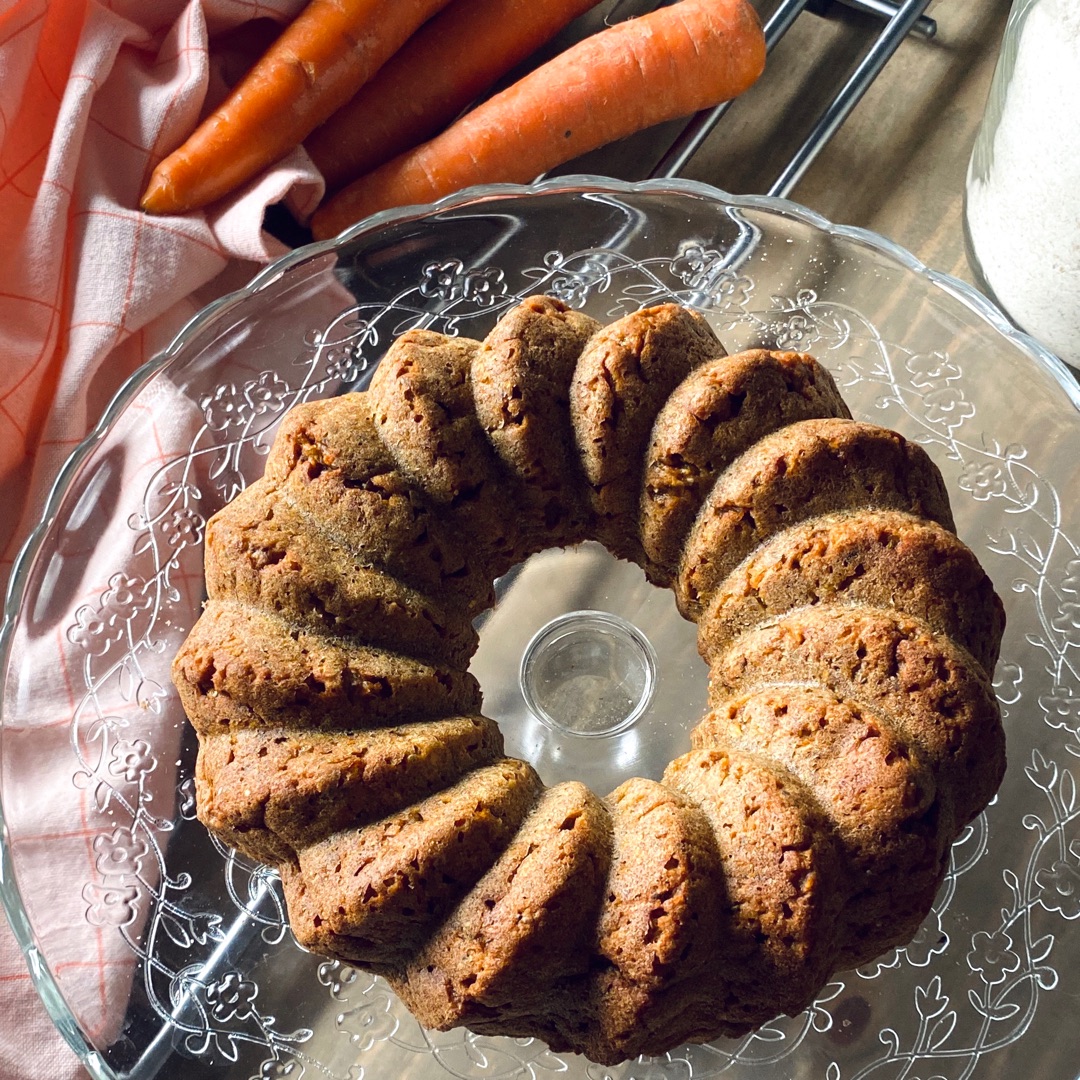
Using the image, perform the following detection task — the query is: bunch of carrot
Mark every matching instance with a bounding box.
[141,0,766,237]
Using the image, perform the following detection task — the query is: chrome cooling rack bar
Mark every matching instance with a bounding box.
[265,0,938,247]
[652,0,937,194]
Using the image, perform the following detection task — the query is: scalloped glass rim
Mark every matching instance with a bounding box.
[1,173,1077,1078]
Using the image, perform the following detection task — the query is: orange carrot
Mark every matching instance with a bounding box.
[306,0,603,192]
[310,0,765,240]
[140,0,457,215]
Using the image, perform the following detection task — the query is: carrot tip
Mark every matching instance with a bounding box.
[140,172,171,215]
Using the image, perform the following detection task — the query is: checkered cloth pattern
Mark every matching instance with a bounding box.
[0,1,325,1075]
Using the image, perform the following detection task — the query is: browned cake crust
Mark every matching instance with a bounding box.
[663,747,845,1026]
[173,297,1007,1067]
[263,393,382,485]
[641,350,851,584]
[195,714,503,865]
[205,478,478,668]
[570,304,725,559]
[697,508,1005,676]
[173,600,482,736]
[390,782,611,1038]
[367,329,527,574]
[265,392,496,613]
[707,605,1005,829]
[289,758,543,965]
[472,295,600,544]
[676,417,957,620]
[584,777,731,1061]
[692,686,948,965]
[367,330,489,505]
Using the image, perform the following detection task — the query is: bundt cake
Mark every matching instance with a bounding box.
[173,295,1006,1065]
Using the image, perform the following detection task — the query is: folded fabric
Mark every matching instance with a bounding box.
[0,1,325,1075]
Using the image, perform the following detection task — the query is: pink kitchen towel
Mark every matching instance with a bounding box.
[0,0,327,1075]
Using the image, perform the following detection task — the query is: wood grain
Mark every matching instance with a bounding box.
[682,0,1012,282]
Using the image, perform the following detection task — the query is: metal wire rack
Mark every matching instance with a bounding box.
[269,0,937,246]
[654,0,936,193]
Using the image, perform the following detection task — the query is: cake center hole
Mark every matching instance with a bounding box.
[519,610,658,737]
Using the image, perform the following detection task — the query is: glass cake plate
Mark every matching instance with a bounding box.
[3,177,1080,1080]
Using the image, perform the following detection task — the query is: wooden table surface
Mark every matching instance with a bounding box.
[276,1,1012,289]
[688,0,1013,283]
[565,0,1013,286]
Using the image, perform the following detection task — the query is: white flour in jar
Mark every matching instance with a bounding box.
[965,0,1080,367]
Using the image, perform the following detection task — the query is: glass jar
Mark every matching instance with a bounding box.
[964,0,1080,369]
